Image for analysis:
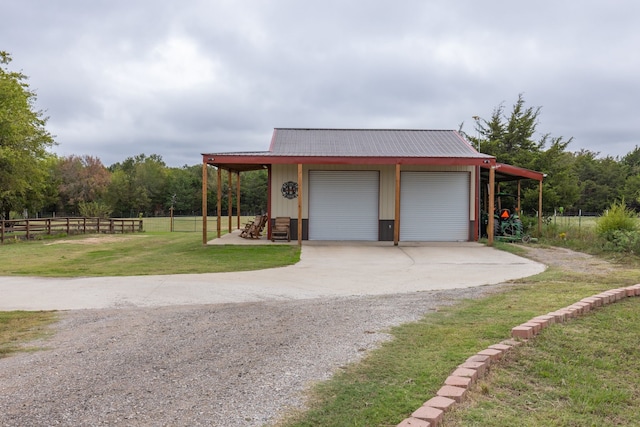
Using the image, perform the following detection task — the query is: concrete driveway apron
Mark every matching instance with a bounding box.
[0,242,545,310]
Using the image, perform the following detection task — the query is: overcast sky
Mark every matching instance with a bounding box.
[3,1,639,167]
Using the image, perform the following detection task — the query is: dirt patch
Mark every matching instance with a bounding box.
[45,235,148,245]
[519,245,617,275]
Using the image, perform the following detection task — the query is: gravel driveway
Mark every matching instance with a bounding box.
[0,286,502,426]
[0,243,576,427]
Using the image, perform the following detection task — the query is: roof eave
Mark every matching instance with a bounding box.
[203,153,496,168]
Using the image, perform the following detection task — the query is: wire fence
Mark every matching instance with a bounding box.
[139,216,253,233]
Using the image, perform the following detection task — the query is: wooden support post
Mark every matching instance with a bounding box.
[236,171,241,229]
[487,166,495,246]
[517,180,521,214]
[394,163,401,246]
[217,167,222,239]
[538,180,543,236]
[202,161,208,244]
[228,169,233,234]
[267,165,272,240]
[297,163,303,246]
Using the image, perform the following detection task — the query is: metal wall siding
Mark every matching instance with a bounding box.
[400,172,470,241]
[308,171,379,241]
[271,164,300,217]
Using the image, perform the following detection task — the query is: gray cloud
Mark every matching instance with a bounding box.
[2,0,639,166]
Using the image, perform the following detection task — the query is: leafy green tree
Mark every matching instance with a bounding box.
[240,169,267,215]
[165,165,202,215]
[0,52,55,219]
[526,136,579,213]
[55,155,111,214]
[573,150,625,213]
[106,154,167,216]
[620,146,640,211]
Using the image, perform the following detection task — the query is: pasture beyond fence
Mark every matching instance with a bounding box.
[1,217,143,244]
[142,216,251,233]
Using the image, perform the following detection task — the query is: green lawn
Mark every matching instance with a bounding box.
[445,297,640,426]
[0,232,300,276]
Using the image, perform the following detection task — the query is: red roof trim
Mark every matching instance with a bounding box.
[481,163,545,181]
[203,153,496,167]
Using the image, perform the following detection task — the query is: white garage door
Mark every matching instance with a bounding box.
[400,172,470,241]
[309,171,379,240]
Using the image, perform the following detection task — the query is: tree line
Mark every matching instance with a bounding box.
[463,94,640,216]
[45,154,267,218]
[2,51,639,220]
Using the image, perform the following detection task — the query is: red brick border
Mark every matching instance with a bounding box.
[396,283,640,427]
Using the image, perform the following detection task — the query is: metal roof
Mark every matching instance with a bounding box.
[268,128,493,158]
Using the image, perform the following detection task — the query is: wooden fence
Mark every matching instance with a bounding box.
[1,217,143,244]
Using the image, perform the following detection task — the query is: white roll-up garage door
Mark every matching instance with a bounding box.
[400,172,470,241]
[309,171,379,240]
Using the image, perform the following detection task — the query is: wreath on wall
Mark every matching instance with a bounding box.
[281,181,298,199]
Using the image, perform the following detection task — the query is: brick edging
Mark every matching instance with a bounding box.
[396,283,640,427]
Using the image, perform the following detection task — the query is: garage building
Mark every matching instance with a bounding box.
[202,128,543,244]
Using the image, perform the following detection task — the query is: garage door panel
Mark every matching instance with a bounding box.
[309,171,379,240]
[400,172,469,241]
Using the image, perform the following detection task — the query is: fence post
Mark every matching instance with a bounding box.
[579,209,582,235]
[1,220,4,244]
[26,219,30,240]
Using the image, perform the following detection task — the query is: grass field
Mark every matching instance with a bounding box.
[140,216,254,233]
[0,231,300,276]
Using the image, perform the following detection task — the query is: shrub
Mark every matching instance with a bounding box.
[602,230,640,253]
[519,214,538,234]
[78,201,113,219]
[596,199,637,242]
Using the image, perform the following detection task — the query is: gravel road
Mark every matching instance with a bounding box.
[0,286,502,427]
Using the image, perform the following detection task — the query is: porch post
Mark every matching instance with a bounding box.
[228,169,233,234]
[267,165,272,240]
[487,166,495,246]
[517,180,521,214]
[297,163,303,246]
[394,163,401,246]
[236,171,241,229]
[217,167,222,238]
[202,161,208,245]
[538,180,543,236]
